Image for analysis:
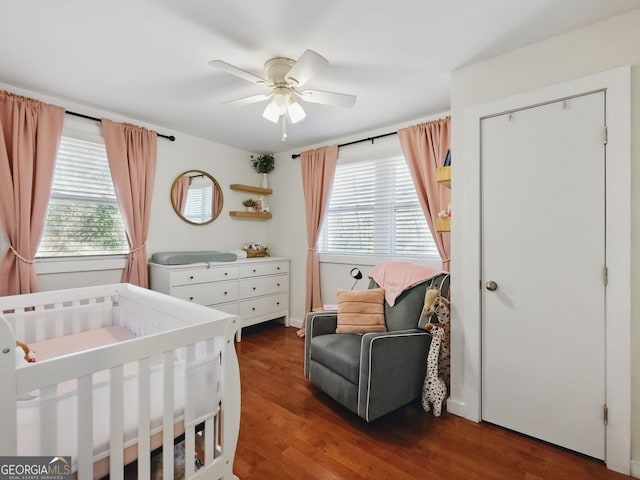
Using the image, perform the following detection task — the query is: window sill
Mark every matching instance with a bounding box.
[35,255,127,275]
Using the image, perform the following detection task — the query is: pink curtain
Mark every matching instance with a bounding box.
[171,176,191,215]
[299,145,338,334]
[102,119,157,288]
[211,178,222,217]
[398,117,451,271]
[0,91,64,295]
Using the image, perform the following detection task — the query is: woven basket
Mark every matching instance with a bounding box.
[243,248,268,258]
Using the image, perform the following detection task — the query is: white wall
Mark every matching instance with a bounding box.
[269,112,448,328]
[449,8,640,470]
[0,82,268,291]
[0,79,445,317]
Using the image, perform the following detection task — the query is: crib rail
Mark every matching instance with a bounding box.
[0,284,240,480]
[0,283,118,313]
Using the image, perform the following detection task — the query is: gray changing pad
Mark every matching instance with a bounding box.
[151,251,237,265]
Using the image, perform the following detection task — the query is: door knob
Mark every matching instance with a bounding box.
[485,281,498,291]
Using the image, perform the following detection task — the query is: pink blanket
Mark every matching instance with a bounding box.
[370,261,443,306]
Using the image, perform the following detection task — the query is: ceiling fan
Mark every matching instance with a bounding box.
[208,49,356,141]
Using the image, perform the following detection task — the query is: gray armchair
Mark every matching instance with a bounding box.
[304,274,449,422]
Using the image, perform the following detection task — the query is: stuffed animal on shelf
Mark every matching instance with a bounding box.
[437,203,451,219]
[15,341,36,367]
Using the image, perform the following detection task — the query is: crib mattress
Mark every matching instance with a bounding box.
[30,325,135,361]
[16,326,219,468]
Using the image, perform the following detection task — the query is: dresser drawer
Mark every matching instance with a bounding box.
[172,266,239,286]
[209,301,239,316]
[239,293,288,319]
[172,280,239,306]
[239,261,288,278]
[239,274,288,299]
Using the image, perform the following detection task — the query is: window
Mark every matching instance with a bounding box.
[318,148,439,260]
[182,177,213,224]
[37,133,128,258]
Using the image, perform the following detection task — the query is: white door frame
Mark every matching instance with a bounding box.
[457,66,631,474]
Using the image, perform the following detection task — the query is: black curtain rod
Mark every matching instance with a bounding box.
[291,131,397,159]
[66,111,176,142]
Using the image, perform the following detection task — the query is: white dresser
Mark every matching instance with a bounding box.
[149,257,289,341]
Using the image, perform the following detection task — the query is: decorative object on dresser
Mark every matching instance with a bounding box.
[149,255,289,341]
[243,242,269,258]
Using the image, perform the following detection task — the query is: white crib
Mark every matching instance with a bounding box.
[0,283,241,480]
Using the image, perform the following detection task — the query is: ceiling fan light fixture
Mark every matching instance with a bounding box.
[262,103,280,123]
[271,90,289,115]
[287,101,306,124]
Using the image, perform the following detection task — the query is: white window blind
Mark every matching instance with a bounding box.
[37,136,128,257]
[183,179,213,224]
[318,154,439,259]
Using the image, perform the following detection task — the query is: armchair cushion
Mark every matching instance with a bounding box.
[336,288,386,334]
[311,334,362,383]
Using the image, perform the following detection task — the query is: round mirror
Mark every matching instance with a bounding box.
[170,170,223,225]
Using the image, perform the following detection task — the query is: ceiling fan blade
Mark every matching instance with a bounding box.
[297,89,357,108]
[208,59,271,86]
[285,49,328,87]
[224,93,272,106]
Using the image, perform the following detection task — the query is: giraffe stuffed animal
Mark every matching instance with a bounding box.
[422,324,447,417]
[421,287,451,387]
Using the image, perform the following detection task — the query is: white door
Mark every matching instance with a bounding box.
[481,91,606,459]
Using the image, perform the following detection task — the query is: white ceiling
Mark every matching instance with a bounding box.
[0,0,637,153]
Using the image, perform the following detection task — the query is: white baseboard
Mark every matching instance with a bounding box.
[631,459,640,478]
[289,317,304,329]
[446,398,466,418]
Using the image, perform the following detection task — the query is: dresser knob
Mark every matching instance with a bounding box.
[252,307,256,311]
[276,302,280,306]
[252,287,256,291]
[276,283,280,287]
[189,296,194,301]
[252,269,256,273]
[224,272,228,276]
[224,291,228,295]
[277,267,280,270]
[189,276,194,280]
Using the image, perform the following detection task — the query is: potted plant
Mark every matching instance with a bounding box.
[242,198,257,213]
[250,154,275,188]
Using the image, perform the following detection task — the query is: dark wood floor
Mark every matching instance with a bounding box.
[233,321,630,480]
